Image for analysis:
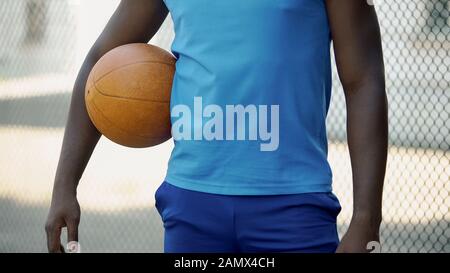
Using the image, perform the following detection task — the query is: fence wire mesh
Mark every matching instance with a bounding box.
[0,0,448,253]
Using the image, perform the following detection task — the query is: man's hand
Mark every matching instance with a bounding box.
[336,214,381,253]
[45,187,80,253]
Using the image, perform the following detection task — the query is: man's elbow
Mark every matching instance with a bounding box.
[341,71,386,97]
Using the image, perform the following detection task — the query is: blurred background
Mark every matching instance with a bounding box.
[0,0,448,253]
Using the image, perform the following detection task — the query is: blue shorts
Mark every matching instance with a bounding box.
[155,181,341,253]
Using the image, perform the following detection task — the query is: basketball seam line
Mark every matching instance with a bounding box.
[92,60,173,102]
[94,60,175,85]
[92,77,171,103]
[94,85,171,103]
[89,87,171,139]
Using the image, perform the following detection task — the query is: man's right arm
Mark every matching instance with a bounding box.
[45,0,168,253]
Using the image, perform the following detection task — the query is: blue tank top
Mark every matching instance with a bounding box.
[164,0,333,195]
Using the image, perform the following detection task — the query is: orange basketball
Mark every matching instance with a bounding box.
[85,43,175,148]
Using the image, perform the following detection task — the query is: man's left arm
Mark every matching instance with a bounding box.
[325,0,388,252]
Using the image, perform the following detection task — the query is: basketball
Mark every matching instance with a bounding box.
[85,43,175,148]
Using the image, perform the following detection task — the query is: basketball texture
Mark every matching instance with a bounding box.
[85,43,175,148]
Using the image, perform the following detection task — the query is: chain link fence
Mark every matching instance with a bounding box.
[0,0,448,253]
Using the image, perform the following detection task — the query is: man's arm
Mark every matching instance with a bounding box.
[45,0,168,253]
[325,0,388,252]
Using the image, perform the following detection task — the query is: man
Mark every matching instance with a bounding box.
[46,0,388,253]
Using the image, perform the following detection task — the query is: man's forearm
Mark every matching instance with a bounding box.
[53,51,102,192]
[345,78,388,226]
